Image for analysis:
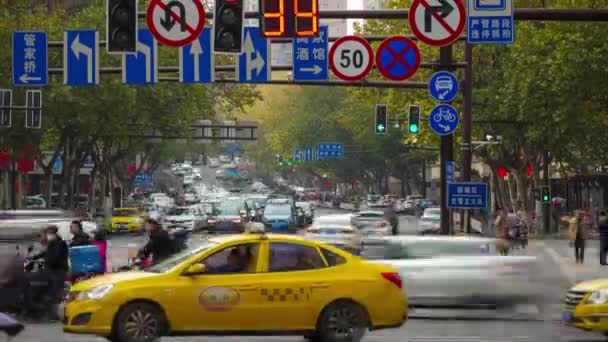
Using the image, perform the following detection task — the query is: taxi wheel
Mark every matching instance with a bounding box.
[115,302,165,342]
[316,301,368,342]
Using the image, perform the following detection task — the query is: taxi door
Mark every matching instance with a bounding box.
[167,242,266,331]
[253,241,334,331]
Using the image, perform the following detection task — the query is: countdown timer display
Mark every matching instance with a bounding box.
[260,0,319,38]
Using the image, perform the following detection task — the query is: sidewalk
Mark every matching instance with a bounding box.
[538,240,607,284]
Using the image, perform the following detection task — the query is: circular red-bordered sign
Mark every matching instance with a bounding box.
[329,36,374,82]
[409,0,465,47]
[375,36,420,81]
[147,0,205,48]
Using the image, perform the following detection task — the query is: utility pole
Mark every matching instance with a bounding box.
[461,43,473,234]
[543,149,551,234]
[439,45,454,235]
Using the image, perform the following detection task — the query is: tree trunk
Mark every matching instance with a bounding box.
[514,169,529,212]
[507,174,517,211]
[45,172,53,208]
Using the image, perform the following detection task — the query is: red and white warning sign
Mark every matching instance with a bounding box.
[409,0,465,47]
[329,36,374,82]
[147,0,206,48]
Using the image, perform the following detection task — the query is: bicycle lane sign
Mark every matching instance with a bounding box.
[429,103,459,135]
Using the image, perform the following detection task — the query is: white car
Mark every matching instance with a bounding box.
[208,158,220,168]
[350,210,391,244]
[164,207,206,232]
[419,207,441,234]
[372,236,538,306]
[306,214,362,254]
[183,175,194,185]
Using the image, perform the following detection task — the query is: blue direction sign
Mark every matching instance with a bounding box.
[134,173,153,185]
[304,146,314,162]
[293,25,328,82]
[179,28,213,84]
[446,161,454,182]
[317,142,344,161]
[429,104,460,136]
[447,182,488,209]
[12,31,48,86]
[429,71,459,102]
[294,147,303,162]
[467,0,514,44]
[53,156,63,173]
[123,29,158,85]
[237,27,270,83]
[64,30,100,86]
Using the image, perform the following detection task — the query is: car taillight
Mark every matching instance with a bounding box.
[381,272,403,289]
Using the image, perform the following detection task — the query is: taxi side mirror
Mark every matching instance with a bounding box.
[184,263,206,276]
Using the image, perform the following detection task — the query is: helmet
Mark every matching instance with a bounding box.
[147,211,163,225]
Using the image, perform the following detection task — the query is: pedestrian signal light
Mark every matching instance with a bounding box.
[106,0,137,53]
[408,105,420,134]
[213,0,244,54]
[375,104,387,135]
[541,186,550,203]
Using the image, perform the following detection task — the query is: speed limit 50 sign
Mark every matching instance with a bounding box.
[329,36,374,82]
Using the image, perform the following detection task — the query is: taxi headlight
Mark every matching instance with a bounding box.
[587,289,608,304]
[77,284,114,301]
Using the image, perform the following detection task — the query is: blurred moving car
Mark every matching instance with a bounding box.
[562,279,608,335]
[307,214,362,254]
[64,232,407,341]
[418,207,441,234]
[109,208,144,233]
[164,207,206,232]
[351,210,391,244]
[262,199,299,233]
[295,201,314,224]
[209,197,250,234]
[370,236,538,306]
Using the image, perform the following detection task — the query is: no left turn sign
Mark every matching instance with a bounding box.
[147,0,206,48]
[329,36,374,82]
[409,0,465,47]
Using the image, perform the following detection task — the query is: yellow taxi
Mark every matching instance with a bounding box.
[563,279,608,334]
[64,230,407,342]
[109,208,144,233]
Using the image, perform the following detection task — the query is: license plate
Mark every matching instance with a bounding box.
[562,311,574,322]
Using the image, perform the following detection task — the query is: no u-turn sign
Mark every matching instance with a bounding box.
[409,0,466,47]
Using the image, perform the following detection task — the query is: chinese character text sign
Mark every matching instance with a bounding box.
[260,0,319,37]
[467,0,514,44]
[447,182,488,209]
[13,32,48,86]
[293,25,328,81]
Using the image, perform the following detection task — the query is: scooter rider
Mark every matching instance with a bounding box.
[137,212,174,265]
[69,220,91,247]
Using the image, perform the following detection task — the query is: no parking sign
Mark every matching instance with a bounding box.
[375,36,420,81]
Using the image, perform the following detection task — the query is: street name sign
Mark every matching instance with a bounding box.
[179,28,213,83]
[409,0,466,47]
[146,0,205,47]
[329,35,374,82]
[317,143,344,161]
[13,31,48,87]
[64,30,100,86]
[467,0,514,44]
[375,36,420,81]
[293,25,328,82]
[429,103,459,135]
[123,29,158,85]
[429,71,459,102]
[447,182,488,209]
[236,27,271,83]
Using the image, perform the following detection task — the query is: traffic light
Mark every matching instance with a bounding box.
[276,154,284,167]
[213,0,244,54]
[375,104,387,134]
[541,186,551,203]
[287,159,293,167]
[408,105,420,134]
[106,0,137,53]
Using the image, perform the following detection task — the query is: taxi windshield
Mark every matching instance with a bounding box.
[146,241,219,273]
[113,209,138,217]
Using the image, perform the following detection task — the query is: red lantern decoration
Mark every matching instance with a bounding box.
[497,166,508,178]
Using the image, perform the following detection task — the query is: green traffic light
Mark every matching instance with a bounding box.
[287,160,292,166]
[543,195,549,201]
[279,162,283,167]
[377,124,385,132]
[409,124,419,133]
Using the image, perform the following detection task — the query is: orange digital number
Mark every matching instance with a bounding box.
[262,0,285,37]
[295,0,318,36]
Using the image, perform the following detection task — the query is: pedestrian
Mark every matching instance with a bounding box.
[494,208,510,256]
[384,202,399,236]
[599,217,608,265]
[569,212,586,264]
[69,220,91,247]
[137,212,174,265]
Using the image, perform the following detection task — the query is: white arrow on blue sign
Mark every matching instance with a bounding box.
[293,25,328,82]
[236,27,270,83]
[429,104,460,136]
[123,29,158,85]
[305,146,314,162]
[64,30,100,86]
[179,28,213,84]
[12,31,48,87]
[53,156,63,173]
[429,71,459,102]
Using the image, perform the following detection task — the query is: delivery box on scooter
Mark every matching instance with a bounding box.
[69,245,103,274]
